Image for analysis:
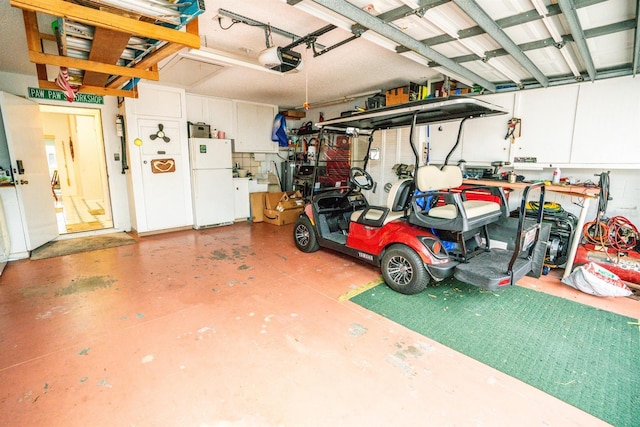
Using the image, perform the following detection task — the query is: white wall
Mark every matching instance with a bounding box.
[0,70,131,232]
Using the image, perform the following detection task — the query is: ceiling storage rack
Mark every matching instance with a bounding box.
[10,0,205,98]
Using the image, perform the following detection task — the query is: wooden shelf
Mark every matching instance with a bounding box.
[11,0,203,98]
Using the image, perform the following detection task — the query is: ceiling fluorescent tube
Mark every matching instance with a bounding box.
[531,0,563,44]
[530,0,549,17]
[458,38,486,59]
[400,51,432,67]
[399,0,421,9]
[431,67,475,88]
[360,31,399,52]
[559,47,581,77]
[543,17,564,44]
[184,48,280,75]
[488,58,521,84]
[292,1,353,32]
[423,9,460,39]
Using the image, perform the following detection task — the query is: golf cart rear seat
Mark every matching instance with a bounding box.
[410,165,506,232]
[351,179,414,227]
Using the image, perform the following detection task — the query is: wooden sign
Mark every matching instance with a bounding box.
[151,158,175,173]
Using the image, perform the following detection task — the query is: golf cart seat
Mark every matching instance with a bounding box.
[350,178,414,227]
[409,165,505,232]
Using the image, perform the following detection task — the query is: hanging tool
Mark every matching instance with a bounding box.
[504,118,521,143]
[116,114,129,174]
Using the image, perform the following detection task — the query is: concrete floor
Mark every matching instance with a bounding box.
[1,222,637,426]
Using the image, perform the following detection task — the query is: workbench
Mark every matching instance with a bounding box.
[463,179,600,278]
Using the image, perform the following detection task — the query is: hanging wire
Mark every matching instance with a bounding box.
[303,48,310,110]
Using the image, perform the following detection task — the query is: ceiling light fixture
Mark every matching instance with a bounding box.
[530,0,581,78]
[182,46,281,75]
[559,46,582,77]
[452,0,549,87]
[398,0,421,9]
[291,1,353,32]
[487,58,522,85]
[558,0,596,81]
[430,67,475,88]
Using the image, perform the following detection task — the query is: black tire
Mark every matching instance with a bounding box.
[381,244,429,295]
[293,217,320,253]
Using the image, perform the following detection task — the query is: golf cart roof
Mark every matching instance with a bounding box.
[316,96,508,131]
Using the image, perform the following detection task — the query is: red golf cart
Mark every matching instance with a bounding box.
[293,96,547,295]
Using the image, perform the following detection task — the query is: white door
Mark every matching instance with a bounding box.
[137,119,192,231]
[0,92,58,249]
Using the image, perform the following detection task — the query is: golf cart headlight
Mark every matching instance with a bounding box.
[420,236,448,259]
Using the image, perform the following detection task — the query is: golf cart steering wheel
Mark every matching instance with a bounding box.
[349,167,374,191]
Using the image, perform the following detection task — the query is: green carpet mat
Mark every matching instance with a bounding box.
[351,279,640,426]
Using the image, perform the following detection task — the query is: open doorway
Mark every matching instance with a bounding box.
[40,105,113,234]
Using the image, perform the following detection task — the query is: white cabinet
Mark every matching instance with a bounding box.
[461,93,514,163]
[233,101,278,153]
[186,94,234,139]
[571,76,640,165]
[233,178,250,220]
[511,86,577,165]
[129,83,184,118]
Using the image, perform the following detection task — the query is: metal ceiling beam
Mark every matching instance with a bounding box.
[309,0,497,91]
[452,0,549,87]
[402,8,544,52]
[442,19,637,64]
[400,0,608,51]
[557,0,597,81]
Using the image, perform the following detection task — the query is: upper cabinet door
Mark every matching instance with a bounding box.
[233,101,278,153]
[132,83,186,119]
[185,94,234,138]
[512,85,578,164]
[571,76,640,165]
[461,93,515,164]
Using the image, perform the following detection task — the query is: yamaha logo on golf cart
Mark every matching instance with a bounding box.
[358,252,374,262]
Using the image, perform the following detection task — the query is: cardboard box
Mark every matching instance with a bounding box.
[250,192,267,222]
[263,208,303,226]
[281,109,306,119]
[264,191,305,212]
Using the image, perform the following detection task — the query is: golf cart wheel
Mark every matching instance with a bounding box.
[293,217,320,253]
[381,244,428,295]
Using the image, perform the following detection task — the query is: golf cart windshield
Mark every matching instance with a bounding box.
[312,128,372,192]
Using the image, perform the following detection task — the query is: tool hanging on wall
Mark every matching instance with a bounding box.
[116,114,129,174]
[504,118,521,143]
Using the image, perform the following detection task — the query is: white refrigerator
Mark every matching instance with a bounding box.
[189,138,235,228]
